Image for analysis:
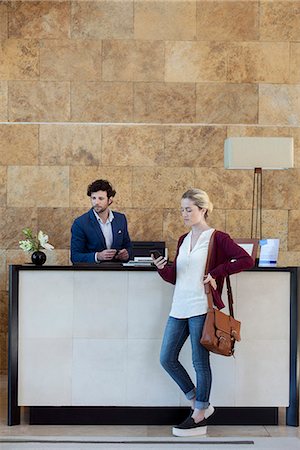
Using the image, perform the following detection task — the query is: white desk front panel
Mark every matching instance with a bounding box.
[18,270,290,407]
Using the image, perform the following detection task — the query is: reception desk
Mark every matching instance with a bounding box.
[8,265,299,426]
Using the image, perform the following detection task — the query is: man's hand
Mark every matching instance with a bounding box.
[114,248,129,261]
[96,249,117,261]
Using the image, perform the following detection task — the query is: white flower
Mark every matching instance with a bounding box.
[38,231,54,250]
[19,228,54,253]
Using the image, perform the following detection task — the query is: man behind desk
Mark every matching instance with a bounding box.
[71,179,132,263]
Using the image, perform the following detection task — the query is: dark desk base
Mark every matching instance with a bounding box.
[29,406,278,426]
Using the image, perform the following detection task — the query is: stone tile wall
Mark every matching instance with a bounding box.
[0,0,300,372]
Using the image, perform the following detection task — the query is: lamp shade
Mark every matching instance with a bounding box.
[224,137,294,169]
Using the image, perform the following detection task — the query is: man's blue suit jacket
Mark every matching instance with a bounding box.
[70,209,132,263]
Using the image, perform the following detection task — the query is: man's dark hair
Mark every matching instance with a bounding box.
[87,179,116,198]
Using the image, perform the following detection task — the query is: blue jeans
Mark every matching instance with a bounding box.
[160,314,211,410]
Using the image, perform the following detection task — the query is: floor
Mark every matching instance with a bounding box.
[0,377,299,450]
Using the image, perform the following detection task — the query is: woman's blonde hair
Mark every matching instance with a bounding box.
[182,188,213,218]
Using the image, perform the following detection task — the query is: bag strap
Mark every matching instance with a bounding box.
[204,230,235,318]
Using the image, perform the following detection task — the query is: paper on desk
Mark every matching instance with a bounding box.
[258,239,280,267]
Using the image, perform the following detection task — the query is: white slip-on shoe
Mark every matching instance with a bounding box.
[204,404,215,419]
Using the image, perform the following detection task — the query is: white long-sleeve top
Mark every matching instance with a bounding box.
[170,228,215,319]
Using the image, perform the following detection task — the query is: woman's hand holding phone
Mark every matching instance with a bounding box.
[150,250,167,269]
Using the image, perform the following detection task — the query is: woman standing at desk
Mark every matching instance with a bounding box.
[152,188,254,437]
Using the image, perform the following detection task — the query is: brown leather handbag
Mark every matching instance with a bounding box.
[200,231,241,357]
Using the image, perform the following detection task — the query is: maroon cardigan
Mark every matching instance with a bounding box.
[158,230,254,310]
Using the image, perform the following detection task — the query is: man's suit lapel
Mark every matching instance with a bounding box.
[88,209,106,247]
[111,214,121,249]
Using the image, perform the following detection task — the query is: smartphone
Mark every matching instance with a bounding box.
[150,250,162,259]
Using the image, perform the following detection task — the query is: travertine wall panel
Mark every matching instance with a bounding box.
[0,124,38,165]
[260,1,300,41]
[0,167,6,206]
[288,210,300,251]
[0,207,38,250]
[0,39,39,80]
[102,126,164,166]
[0,291,7,334]
[71,82,133,122]
[71,1,133,39]
[290,44,300,83]
[7,166,69,208]
[134,1,196,40]
[164,126,226,167]
[39,124,101,166]
[259,85,300,126]
[134,83,196,123]
[9,81,70,122]
[196,83,258,124]
[1,0,300,372]
[227,42,289,83]
[102,40,164,82]
[70,166,133,208]
[0,81,7,120]
[8,1,70,39]
[197,1,259,41]
[132,167,194,208]
[165,42,227,83]
[0,2,8,39]
[40,40,102,82]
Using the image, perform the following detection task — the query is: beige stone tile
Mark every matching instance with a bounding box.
[70,166,132,208]
[0,81,7,121]
[39,124,101,166]
[0,250,5,292]
[197,1,259,41]
[134,82,196,123]
[278,251,300,267]
[0,291,7,334]
[102,40,164,82]
[40,39,101,82]
[260,1,300,41]
[165,41,227,83]
[0,167,6,206]
[194,167,253,210]
[164,125,226,167]
[42,249,70,266]
[259,84,300,126]
[123,208,163,241]
[8,1,70,39]
[196,83,258,124]
[208,425,269,437]
[0,39,39,80]
[261,210,288,250]
[227,125,291,139]
[0,124,38,165]
[225,209,252,240]
[264,169,300,209]
[134,0,196,40]
[163,208,189,243]
[208,209,226,232]
[7,166,69,207]
[38,207,86,250]
[71,0,133,39]
[0,207,38,250]
[0,2,8,39]
[102,126,164,166]
[71,82,133,122]
[194,168,225,210]
[227,42,289,83]
[132,167,194,209]
[290,128,300,169]
[288,210,300,252]
[290,43,300,83]
[0,332,7,373]
[9,81,70,122]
